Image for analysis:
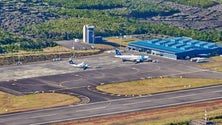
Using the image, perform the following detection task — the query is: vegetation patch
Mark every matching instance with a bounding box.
[0,30,56,53]
[45,0,178,17]
[125,0,179,18]
[1,0,222,61]
[23,16,222,44]
[94,44,115,50]
[0,91,80,114]
[22,0,222,43]
[96,78,222,95]
[104,37,139,47]
[0,48,100,65]
[44,0,124,9]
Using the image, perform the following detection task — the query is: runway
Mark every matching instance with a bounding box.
[1,85,222,125]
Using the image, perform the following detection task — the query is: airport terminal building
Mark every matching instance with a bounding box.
[128,37,222,60]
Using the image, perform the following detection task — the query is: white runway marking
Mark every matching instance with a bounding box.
[76,106,107,112]
[30,114,57,119]
[123,100,151,106]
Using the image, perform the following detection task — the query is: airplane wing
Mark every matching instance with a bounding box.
[68,59,89,70]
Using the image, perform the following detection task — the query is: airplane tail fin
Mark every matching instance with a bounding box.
[141,55,149,60]
[83,64,88,70]
[115,49,122,55]
[68,58,74,64]
[79,62,88,70]
[141,55,145,60]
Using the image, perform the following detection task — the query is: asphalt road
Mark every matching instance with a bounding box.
[1,85,222,125]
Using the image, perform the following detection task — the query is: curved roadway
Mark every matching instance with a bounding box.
[1,85,222,125]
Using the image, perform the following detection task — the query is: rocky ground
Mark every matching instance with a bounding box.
[145,0,222,31]
[0,0,60,32]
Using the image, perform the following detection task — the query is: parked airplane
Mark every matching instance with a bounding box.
[68,58,88,70]
[190,57,208,63]
[115,49,152,63]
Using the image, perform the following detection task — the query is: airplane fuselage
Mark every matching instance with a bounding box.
[115,54,151,63]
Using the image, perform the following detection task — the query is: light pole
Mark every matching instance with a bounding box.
[72,40,75,59]
[66,32,69,40]
[72,39,80,59]
[58,45,61,60]
[16,43,22,65]
[92,32,95,49]
[119,33,122,50]
[18,43,20,62]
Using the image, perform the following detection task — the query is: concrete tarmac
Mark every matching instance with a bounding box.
[0,53,222,101]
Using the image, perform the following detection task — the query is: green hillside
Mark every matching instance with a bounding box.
[0,0,222,54]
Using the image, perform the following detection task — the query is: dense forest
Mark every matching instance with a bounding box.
[23,16,222,42]
[0,0,222,53]
[19,0,180,41]
[22,0,222,42]
[44,0,125,9]
[45,0,179,18]
[0,29,56,53]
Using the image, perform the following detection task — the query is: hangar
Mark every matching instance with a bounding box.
[128,37,222,60]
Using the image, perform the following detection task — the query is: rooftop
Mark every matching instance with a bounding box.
[129,37,221,54]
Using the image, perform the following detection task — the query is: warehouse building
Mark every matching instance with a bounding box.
[128,37,222,60]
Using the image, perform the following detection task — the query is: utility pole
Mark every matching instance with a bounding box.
[58,45,61,60]
[18,43,20,63]
[119,33,122,50]
[72,40,75,59]
[204,109,208,122]
[91,32,95,49]
[17,42,22,65]
[66,32,69,40]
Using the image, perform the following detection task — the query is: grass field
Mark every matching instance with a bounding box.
[93,44,114,50]
[96,78,222,96]
[0,46,101,65]
[55,99,222,125]
[0,46,100,57]
[0,92,80,114]
[45,46,100,54]
[198,56,222,72]
[105,37,139,47]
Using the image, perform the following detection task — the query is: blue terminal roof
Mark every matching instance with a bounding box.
[129,37,222,54]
